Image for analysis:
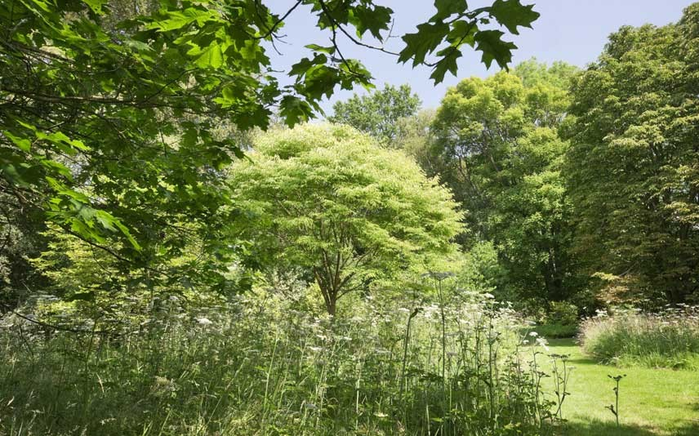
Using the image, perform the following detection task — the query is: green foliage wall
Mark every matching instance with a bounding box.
[0,0,540,306]
[427,68,581,306]
[565,4,699,305]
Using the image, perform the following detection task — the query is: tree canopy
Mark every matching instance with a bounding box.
[564,4,699,305]
[228,124,463,315]
[0,0,540,301]
[329,84,421,144]
[424,67,580,306]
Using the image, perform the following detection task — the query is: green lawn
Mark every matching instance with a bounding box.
[542,338,699,436]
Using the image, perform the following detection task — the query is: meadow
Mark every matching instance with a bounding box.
[3,291,698,435]
[0,291,554,435]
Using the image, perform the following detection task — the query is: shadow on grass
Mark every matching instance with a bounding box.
[675,421,699,436]
[565,355,598,366]
[558,419,699,436]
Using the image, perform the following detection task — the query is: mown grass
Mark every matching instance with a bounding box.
[545,338,699,436]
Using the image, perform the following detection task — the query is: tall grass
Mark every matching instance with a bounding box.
[0,290,562,435]
[579,306,699,369]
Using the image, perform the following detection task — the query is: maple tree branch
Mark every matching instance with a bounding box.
[252,0,303,40]
[316,0,400,56]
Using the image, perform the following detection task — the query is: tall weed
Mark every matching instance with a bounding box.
[580,306,699,369]
[0,290,562,435]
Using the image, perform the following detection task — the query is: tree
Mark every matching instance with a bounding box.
[429,66,581,306]
[228,124,463,315]
[329,84,421,144]
[0,0,539,302]
[564,4,699,305]
[513,58,579,89]
[393,109,448,177]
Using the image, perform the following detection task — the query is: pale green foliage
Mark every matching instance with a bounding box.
[514,58,579,89]
[228,124,463,314]
[30,224,121,294]
[26,223,223,333]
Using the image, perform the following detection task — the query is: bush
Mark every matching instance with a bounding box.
[518,302,579,339]
[579,306,699,370]
[547,302,578,326]
[0,290,562,435]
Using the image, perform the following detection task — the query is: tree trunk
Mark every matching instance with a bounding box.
[326,297,336,317]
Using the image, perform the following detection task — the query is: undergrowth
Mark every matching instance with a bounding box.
[0,289,565,435]
[521,324,578,339]
[580,306,699,370]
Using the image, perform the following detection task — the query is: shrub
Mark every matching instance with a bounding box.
[519,302,579,339]
[523,323,578,339]
[547,302,578,326]
[579,306,699,369]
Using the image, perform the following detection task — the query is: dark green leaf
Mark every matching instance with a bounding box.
[489,0,540,35]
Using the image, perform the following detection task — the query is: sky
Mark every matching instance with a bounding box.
[266,0,696,114]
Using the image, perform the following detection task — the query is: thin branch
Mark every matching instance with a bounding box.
[0,302,114,335]
[316,0,399,56]
[252,0,303,40]
[61,227,174,282]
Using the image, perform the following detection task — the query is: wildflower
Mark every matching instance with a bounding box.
[154,376,172,386]
[529,331,538,337]
[484,293,495,299]
[535,337,549,351]
[196,317,213,326]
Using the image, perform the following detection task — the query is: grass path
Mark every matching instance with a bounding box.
[543,338,699,436]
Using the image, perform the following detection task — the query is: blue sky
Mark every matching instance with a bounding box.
[266,0,695,114]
